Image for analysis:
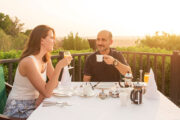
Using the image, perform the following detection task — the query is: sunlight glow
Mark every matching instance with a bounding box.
[0,0,180,37]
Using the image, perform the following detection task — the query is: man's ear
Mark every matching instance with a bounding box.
[110,39,113,45]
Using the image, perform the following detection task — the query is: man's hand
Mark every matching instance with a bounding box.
[103,55,115,65]
[104,55,132,75]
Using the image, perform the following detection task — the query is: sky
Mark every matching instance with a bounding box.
[0,0,180,37]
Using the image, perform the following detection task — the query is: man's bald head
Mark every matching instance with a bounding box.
[97,30,112,40]
[96,30,113,53]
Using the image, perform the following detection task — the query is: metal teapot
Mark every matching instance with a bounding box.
[119,72,133,88]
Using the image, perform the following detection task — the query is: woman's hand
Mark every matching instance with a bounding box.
[59,56,73,67]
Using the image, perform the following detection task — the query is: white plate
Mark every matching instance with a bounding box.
[53,90,73,97]
[96,83,115,89]
[53,92,73,97]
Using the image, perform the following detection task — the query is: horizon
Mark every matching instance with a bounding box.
[57,36,140,47]
[1,0,180,37]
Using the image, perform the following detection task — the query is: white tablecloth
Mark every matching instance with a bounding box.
[27,82,180,120]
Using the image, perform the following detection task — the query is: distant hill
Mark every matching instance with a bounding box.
[87,36,143,47]
[112,36,142,47]
[56,36,144,47]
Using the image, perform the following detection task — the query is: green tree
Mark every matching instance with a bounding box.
[0,12,24,36]
[24,29,32,36]
[11,33,28,50]
[0,12,29,51]
[62,32,90,50]
[136,31,180,50]
[0,28,12,51]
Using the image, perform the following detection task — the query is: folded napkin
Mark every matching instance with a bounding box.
[144,68,160,99]
[60,66,72,86]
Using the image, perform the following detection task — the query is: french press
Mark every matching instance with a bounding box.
[130,82,143,104]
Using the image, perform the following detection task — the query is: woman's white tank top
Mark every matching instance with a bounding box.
[8,55,47,100]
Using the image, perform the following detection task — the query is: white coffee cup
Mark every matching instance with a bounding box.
[120,92,128,106]
[83,84,93,96]
[96,55,103,62]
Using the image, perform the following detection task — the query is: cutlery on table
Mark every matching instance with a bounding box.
[42,101,72,107]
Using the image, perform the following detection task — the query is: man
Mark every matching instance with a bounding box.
[83,30,131,82]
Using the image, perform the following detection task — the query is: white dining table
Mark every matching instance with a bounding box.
[27,82,180,120]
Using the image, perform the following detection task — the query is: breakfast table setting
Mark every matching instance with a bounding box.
[27,67,180,120]
[27,79,180,120]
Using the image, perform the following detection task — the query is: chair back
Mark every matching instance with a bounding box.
[88,39,96,51]
[0,66,7,114]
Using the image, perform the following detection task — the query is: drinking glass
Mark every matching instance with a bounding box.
[144,72,150,83]
[64,51,73,69]
[120,92,128,106]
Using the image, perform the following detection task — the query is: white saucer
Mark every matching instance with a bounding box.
[78,91,95,97]
[96,83,115,89]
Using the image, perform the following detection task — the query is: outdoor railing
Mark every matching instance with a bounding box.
[121,51,171,95]
[0,51,180,105]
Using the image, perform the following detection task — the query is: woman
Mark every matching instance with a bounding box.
[3,25,72,119]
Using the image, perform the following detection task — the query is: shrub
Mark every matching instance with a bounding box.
[62,32,90,50]
[136,31,180,50]
[0,29,12,51]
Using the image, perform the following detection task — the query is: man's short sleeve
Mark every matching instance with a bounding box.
[116,52,128,66]
[83,56,93,76]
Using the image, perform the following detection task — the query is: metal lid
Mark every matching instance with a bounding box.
[133,82,144,87]
[125,72,133,79]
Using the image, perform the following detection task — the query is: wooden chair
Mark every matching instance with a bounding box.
[88,39,96,51]
[0,66,26,120]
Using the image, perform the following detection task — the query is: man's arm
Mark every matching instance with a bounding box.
[114,60,131,75]
[83,75,92,82]
[103,55,131,76]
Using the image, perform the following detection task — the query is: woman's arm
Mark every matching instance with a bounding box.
[35,59,63,106]
[46,59,54,81]
[35,59,55,106]
[35,94,44,108]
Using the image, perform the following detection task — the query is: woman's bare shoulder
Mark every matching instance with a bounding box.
[18,57,36,76]
[19,57,37,72]
[20,57,34,66]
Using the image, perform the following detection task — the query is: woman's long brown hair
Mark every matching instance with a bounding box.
[20,25,55,62]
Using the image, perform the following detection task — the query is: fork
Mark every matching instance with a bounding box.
[42,101,71,107]
[90,82,100,90]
